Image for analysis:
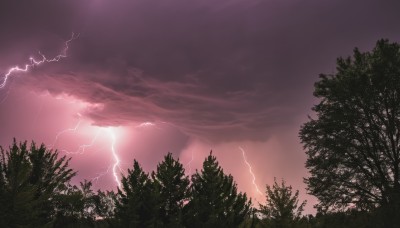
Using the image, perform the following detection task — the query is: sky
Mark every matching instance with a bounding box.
[1,0,400,213]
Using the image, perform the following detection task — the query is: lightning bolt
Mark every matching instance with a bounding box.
[239,146,262,195]
[49,114,82,149]
[107,128,121,188]
[51,123,122,187]
[52,124,123,188]
[62,130,100,155]
[1,32,131,189]
[90,164,113,185]
[90,123,159,188]
[186,150,194,175]
[0,32,78,89]
[49,117,161,188]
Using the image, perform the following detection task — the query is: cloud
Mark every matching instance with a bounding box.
[3,0,400,142]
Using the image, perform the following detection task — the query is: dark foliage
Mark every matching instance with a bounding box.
[184,151,252,227]
[153,152,190,227]
[52,180,98,226]
[94,190,117,222]
[259,178,307,228]
[114,160,159,227]
[300,40,400,226]
[5,138,394,227]
[0,139,75,227]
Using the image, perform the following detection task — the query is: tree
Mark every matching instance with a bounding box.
[310,210,377,228]
[52,180,97,227]
[184,151,251,227]
[0,159,5,228]
[0,140,75,226]
[153,152,190,227]
[29,141,76,224]
[300,40,400,225]
[115,160,159,227]
[259,178,306,228]
[94,189,117,222]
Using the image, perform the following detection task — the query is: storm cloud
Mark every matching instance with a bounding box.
[1,0,399,142]
[1,0,400,213]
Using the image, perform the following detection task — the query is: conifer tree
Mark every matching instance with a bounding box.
[153,152,190,227]
[115,160,159,227]
[184,151,251,227]
[0,140,75,227]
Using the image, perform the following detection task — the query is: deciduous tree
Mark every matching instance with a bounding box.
[300,39,400,226]
[259,178,306,228]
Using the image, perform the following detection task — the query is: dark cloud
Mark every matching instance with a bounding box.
[2,0,400,141]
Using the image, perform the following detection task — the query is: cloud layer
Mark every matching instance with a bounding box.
[2,0,400,143]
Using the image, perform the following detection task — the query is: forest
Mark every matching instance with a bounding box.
[1,40,400,228]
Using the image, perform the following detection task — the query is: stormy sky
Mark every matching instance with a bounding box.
[1,0,400,212]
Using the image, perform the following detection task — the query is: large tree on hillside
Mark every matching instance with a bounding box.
[153,152,190,227]
[0,140,75,227]
[300,40,400,225]
[184,151,251,227]
[115,160,159,227]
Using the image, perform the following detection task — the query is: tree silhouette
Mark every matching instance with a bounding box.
[300,39,400,226]
[94,189,117,222]
[153,152,190,227]
[259,178,306,228]
[184,151,251,227]
[52,180,97,226]
[115,160,159,227]
[0,140,75,227]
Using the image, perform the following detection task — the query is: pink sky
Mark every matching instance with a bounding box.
[1,0,400,214]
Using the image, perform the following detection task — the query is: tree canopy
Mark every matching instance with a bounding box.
[184,151,252,227]
[0,140,76,227]
[153,152,190,227]
[300,39,400,225]
[259,178,307,228]
[0,140,312,227]
[115,160,159,227]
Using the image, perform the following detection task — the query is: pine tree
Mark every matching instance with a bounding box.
[0,160,5,228]
[153,152,190,227]
[184,151,251,227]
[0,140,75,227]
[28,141,76,224]
[115,160,159,227]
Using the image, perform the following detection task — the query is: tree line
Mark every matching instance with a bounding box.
[2,39,400,227]
[0,140,308,227]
